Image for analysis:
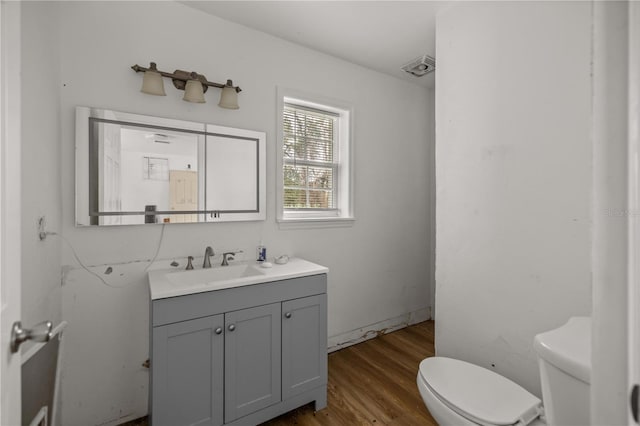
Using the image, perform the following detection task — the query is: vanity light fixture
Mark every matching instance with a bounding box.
[139,63,166,96]
[183,78,206,103]
[131,62,241,109]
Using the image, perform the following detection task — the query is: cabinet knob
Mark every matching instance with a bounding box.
[214,327,222,335]
[228,324,236,332]
[284,312,292,319]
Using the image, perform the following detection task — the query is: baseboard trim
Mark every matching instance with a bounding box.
[328,307,431,353]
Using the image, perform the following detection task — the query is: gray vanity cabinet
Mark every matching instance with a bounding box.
[152,315,225,426]
[224,303,281,423]
[150,273,328,426]
[282,294,328,400]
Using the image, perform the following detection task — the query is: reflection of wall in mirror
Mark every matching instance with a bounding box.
[115,126,198,225]
[143,157,169,181]
[99,122,122,225]
[205,136,257,212]
[120,152,197,225]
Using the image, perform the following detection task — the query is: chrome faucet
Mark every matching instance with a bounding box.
[203,246,215,269]
[221,250,243,266]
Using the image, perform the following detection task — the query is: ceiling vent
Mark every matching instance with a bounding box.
[146,133,173,144]
[401,55,436,77]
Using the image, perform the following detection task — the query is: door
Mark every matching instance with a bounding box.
[0,2,22,424]
[152,315,224,426]
[169,170,198,223]
[224,303,281,423]
[282,294,328,399]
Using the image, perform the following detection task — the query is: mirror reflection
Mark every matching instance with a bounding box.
[96,123,202,225]
[206,135,257,213]
[76,107,265,226]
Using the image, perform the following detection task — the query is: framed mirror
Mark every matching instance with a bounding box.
[75,107,266,226]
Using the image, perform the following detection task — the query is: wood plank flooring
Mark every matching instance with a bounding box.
[260,320,436,426]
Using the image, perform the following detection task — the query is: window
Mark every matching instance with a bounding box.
[277,89,353,225]
[283,105,336,209]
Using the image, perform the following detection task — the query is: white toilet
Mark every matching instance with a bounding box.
[417,317,591,426]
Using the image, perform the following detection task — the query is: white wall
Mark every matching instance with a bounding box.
[435,1,592,397]
[591,1,629,424]
[20,1,62,348]
[16,2,435,425]
[3,3,25,425]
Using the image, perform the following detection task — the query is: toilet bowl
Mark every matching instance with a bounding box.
[417,357,545,426]
[417,317,591,426]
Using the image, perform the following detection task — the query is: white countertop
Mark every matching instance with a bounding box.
[148,257,328,300]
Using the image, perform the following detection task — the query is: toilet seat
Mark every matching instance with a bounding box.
[418,357,543,426]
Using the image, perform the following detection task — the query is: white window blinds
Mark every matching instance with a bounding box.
[282,103,338,210]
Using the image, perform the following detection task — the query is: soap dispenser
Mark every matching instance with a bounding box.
[256,242,266,262]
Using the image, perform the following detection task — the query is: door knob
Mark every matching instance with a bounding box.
[214,327,223,335]
[228,324,236,332]
[284,312,292,319]
[10,320,52,353]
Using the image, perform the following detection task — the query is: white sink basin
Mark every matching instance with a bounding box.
[148,257,329,300]
[166,264,264,287]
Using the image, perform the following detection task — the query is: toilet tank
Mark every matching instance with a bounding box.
[533,317,591,426]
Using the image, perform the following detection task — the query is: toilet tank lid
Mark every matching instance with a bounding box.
[419,357,542,426]
[533,316,591,384]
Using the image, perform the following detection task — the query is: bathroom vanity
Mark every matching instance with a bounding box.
[148,258,328,426]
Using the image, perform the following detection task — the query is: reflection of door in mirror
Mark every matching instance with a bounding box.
[169,170,198,223]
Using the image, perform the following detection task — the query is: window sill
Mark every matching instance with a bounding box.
[277,216,355,230]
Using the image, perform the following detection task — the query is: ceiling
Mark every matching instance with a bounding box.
[183,1,445,88]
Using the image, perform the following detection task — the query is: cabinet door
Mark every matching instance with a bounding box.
[152,315,224,426]
[224,303,281,423]
[282,294,328,399]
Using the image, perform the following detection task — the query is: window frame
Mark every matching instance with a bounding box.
[276,87,354,227]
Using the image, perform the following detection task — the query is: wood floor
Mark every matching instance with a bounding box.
[261,320,437,426]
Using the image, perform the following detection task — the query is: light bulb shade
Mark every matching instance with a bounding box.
[183,80,206,103]
[218,86,239,109]
[140,70,166,96]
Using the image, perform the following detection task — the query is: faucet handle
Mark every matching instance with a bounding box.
[221,252,235,266]
[186,256,194,270]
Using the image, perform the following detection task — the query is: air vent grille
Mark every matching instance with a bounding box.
[401,55,436,77]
